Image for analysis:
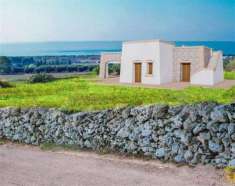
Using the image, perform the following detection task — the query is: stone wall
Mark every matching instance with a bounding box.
[0,102,235,168]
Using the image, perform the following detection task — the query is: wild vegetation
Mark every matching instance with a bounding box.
[224,56,235,71]
[0,75,234,111]
[28,73,55,83]
[108,64,120,76]
[0,57,12,74]
[0,56,98,74]
[0,80,13,88]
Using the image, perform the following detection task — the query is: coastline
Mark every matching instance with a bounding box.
[1,41,235,57]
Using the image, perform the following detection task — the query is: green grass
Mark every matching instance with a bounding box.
[225,71,235,80]
[40,143,81,151]
[0,139,6,145]
[0,76,234,111]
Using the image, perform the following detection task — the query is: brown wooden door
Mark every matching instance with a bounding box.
[135,63,142,83]
[181,63,191,82]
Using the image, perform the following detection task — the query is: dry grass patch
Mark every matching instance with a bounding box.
[224,166,235,184]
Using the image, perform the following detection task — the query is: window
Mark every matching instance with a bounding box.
[147,62,153,75]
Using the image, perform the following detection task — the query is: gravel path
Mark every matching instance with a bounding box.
[0,143,231,186]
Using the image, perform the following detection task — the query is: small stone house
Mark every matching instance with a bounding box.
[99,40,224,86]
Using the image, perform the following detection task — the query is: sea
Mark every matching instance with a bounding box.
[0,41,235,57]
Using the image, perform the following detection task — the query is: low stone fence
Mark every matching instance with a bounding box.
[0,102,235,168]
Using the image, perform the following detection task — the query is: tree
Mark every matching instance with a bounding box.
[0,56,11,74]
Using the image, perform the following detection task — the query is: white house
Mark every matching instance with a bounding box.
[99,40,224,86]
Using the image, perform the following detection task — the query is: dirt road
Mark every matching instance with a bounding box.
[0,143,231,186]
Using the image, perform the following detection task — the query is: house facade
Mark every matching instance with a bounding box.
[99,40,224,86]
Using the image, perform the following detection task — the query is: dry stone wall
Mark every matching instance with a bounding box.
[0,102,235,168]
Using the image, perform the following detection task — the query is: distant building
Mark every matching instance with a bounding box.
[99,40,224,86]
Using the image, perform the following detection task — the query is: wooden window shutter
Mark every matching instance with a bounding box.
[148,63,153,75]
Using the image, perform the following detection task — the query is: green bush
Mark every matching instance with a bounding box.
[0,80,13,88]
[224,59,235,72]
[108,64,120,75]
[92,66,100,75]
[28,73,55,83]
[0,56,12,74]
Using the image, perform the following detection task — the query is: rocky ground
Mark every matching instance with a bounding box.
[0,143,231,186]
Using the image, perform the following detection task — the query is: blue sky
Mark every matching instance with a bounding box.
[0,0,235,43]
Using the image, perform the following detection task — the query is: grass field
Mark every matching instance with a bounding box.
[0,74,234,111]
[225,71,235,80]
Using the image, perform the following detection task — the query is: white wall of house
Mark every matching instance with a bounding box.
[120,40,160,84]
[213,52,224,84]
[191,52,224,86]
[120,40,174,85]
[159,42,174,84]
[191,68,224,86]
[191,69,215,85]
[119,39,224,86]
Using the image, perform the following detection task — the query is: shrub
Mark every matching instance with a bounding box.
[0,80,13,88]
[28,73,55,83]
[0,56,12,74]
[224,59,235,72]
[92,66,100,75]
[108,64,120,75]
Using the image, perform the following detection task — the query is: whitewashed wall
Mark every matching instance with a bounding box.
[191,69,214,85]
[159,42,174,84]
[213,52,224,84]
[191,52,224,86]
[120,40,175,85]
[120,41,160,84]
[120,40,224,86]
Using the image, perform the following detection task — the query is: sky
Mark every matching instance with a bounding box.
[0,0,235,43]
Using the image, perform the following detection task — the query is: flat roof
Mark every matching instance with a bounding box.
[100,52,121,55]
[123,39,175,45]
[174,46,211,50]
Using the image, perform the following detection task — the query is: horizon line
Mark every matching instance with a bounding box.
[1,40,235,45]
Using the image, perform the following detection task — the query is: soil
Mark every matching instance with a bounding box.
[0,143,232,186]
